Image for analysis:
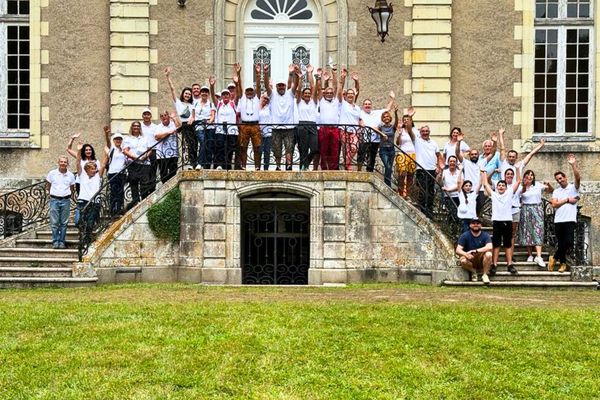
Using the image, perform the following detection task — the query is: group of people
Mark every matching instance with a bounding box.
[449,129,582,283]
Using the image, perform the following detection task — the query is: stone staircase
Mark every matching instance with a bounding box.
[443,227,598,289]
[0,223,98,289]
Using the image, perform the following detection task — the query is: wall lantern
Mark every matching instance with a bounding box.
[368,0,393,43]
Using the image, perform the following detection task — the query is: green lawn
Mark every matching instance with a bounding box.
[0,283,598,399]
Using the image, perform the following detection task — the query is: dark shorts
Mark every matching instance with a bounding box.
[492,220,512,248]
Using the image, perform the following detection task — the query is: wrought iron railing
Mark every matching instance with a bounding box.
[74,121,590,267]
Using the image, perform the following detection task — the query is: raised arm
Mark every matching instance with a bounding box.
[264,65,272,97]
[522,138,545,167]
[481,171,492,196]
[208,75,218,106]
[393,106,400,132]
[233,62,242,103]
[455,131,465,162]
[385,90,395,112]
[337,67,346,102]
[498,128,506,161]
[331,67,338,98]
[75,146,83,175]
[103,125,111,148]
[164,67,178,102]
[254,64,261,98]
[351,71,360,102]
[567,153,581,190]
[67,133,81,158]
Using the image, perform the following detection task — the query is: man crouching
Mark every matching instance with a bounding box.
[456,217,493,284]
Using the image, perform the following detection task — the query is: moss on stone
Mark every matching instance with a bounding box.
[147,187,181,242]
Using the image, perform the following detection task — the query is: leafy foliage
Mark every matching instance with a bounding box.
[147,187,181,242]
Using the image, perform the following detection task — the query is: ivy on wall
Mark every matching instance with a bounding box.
[147,187,181,242]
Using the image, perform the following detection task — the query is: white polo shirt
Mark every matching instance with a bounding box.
[141,122,158,148]
[414,137,439,170]
[338,100,361,126]
[318,98,340,125]
[296,99,318,122]
[491,187,514,222]
[215,100,238,135]
[46,169,75,197]
[360,109,385,142]
[553,183,579,223]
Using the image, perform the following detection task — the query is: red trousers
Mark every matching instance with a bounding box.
[319,126,340,170]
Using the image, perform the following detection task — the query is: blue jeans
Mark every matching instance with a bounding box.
[77,200,99,236]
[379,147,395,187]
[261,136,273,170]
[108,172,125,215]
[197,127,216,169]
[49,197,71,245]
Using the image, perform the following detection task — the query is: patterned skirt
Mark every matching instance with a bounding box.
[395,152,417,174]
[517,203,544,246]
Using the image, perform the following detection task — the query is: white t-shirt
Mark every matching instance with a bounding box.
[175,99,194,123]
[512,185,522,214]
[521,182,545,204]
[296,99,318,122]
[155,121,178,159]
[442,168,460,198]
[443,140,470,163]
[215,101,238,135]
[491,187,514,221]
[270,89,295,126]
[78,172,101,202]
[414,137,439,170]
[398,127,418,153]
[318,98,340,125]
[141,122,158,148]
[259,105,272,138]
[194,99,215,122]
[461,159,481,190]
[46,169,75,197]
[553,183,579,223]
[238,95,260,122]
[457,191,478,220]
[338,100,361,127]
[107,146,126,174]
[360,109,385,142]
[124,135,150,165]
[500,160,524,179]
[75,159,100,184]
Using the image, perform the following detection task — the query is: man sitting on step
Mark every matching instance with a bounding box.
[456,217,493,284]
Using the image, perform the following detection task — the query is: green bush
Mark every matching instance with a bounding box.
[147,187,181,242]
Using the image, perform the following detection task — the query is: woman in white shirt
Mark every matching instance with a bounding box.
[295,64,319,171]
[106,133,127,216]
[165,66,196,169]
[76,148,105,234]
[517,169,553,267]
[258,94,272,170]
[338,69,361,171]
[439,155,461,207]
[395,109,418,198]
[456,167,481,232]
[443,127,470,164]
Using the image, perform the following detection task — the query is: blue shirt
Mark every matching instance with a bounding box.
[457,230,491,252]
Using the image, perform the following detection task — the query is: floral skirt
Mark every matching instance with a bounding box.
[517,203,544,246]
[395,152,417,174]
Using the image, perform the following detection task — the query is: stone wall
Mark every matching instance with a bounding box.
[81,171,458,285]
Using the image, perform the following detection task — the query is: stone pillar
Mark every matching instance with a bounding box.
[178,180,204,282]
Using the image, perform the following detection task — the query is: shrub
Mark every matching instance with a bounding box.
[147,187,181,242]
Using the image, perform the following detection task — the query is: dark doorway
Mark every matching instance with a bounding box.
[241,192,310,284]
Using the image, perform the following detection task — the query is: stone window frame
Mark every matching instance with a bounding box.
[212,0,348,89]
[0,0,42,149]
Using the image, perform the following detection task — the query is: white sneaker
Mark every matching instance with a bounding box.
[534,256,546,268]
[481,273,490,285]
[184,165,193,171]
[216,166,223,170]
[195,165,203,170]
[526,256,534,262]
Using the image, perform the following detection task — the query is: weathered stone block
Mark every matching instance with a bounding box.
[345,242,373,260]
[180,241,203,258]
[324,181,346,189]
[204,206,226,223]
[179,223,203,242]
[323,190,346,207]
[323,242,346,259]
[181,205,203,222]
[320,269,348,283]
[323,225,346,242]
[571,266,593,282]
[204,224,226,240]
[323,259,345,270]
[177,267,202,283]
[204,241,226,258]
[203,258,226,269]
[323,208,345,224]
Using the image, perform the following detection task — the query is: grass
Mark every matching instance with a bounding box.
[0,283,598,399]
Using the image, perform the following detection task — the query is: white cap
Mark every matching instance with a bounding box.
[200,85,210,92]
[111,133,124,140]
[142,107,152,115]
[221,89,231,95]
[227,82,236,89]
[245,85,255,91]
[275,80,286,86]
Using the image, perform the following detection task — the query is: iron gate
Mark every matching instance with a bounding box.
[241,193,310,284]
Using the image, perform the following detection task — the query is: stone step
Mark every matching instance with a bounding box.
[14,239,79,249]
[0,267,73,278]
[0,248,78,259]
[35,231,80,241]
[489,271,572,282]
[442,280,599,289]
[494,261,549,271]
[0,257,78,268]
[0,277,98,289]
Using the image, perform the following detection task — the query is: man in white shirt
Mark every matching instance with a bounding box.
[498,128,545,179]
[154,110,181,183]
[267,64,298,170]
[549,154,581,272]
[46,156,76,249]
[141,108,158,194]
[357,92,395,172]
[236,64,262,170]
[407,125,443,218]
[317,68,342,170]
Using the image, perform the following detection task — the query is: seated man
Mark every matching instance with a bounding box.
[455,217,493,284]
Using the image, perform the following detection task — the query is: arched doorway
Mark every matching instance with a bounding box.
[241,192,310,284]
[243,0,320,86]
